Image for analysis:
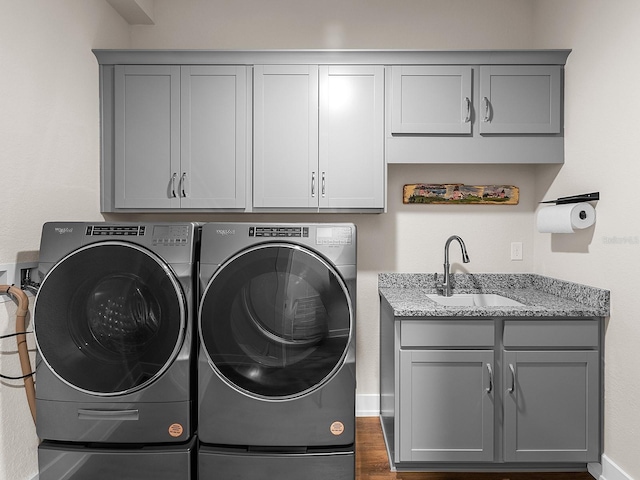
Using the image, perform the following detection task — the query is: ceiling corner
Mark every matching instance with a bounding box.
[106,0,155,26]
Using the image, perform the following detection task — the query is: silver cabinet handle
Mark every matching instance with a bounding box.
[171,173,177,198]
[486,363,493,394]
[508,363,516,393]
[482,96,491,122]
[321,172,326,197]
[181,172,188,197]
[311,172,316,197]
[464,97,471,123]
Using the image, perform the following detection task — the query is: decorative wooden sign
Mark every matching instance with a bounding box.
[403,184,519,205]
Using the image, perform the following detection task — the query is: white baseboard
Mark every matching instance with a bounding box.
[356,393,379,417]
[594,454,634,480]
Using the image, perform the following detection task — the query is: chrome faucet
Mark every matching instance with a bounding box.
[437,235,470,297]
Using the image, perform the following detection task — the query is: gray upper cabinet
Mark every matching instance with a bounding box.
[390,66,472,135]
[479,65,562,135]
[115,65,181,209]
[180,66,247,209]
[95,49,570,209]
[112,64,248,210]
[319,65,384,209]
[254,64,384,211]
[384,50,570,164]
[253,65,318,209]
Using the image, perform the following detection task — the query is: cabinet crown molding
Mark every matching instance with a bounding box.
[93,49,571,66]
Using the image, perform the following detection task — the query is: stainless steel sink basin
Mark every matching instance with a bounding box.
[426,293,524,307]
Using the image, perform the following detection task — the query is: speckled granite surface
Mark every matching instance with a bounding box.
[379,273,610,317]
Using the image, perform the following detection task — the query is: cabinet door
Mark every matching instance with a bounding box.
[181,66,247,208]
[398,350,494,462]
[503,350,600,462]
[390,66,472,134]
[319,66,384,209]
[479,65,561,134]
[114,65,180,208]
[253,65,318,208]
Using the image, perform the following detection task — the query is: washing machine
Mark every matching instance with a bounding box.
[33,222,198,480]
[197,222,356,480]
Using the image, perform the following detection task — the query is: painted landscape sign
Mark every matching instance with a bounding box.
[403,184,519,205]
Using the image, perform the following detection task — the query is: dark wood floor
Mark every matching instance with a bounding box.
[355,417,593,480]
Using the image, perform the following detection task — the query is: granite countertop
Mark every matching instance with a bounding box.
[379,273,610,318]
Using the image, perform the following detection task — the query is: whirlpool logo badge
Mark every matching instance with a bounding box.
[216,229,235,236]
[54,227,73,235]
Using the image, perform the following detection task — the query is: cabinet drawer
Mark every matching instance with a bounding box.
[503,320,599,348]
[401,320,494,347]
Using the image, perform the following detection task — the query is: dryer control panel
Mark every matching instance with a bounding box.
[247,225,353,246]
[249,226,309,238]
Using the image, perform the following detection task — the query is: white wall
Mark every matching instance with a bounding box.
[0,2,131,479]
[2,1,636,479]
[131,0,535,49]
[532,1,640,478]
[0,0,131,264]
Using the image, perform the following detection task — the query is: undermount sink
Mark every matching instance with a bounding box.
[426,293,525,307]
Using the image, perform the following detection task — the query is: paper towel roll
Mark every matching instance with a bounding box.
[536,202,596,233]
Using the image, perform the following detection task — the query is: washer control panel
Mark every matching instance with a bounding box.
[84,224,192,247]
[85,225,146,236]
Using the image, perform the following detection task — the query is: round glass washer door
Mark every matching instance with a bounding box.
[199,243,353,400]
[34,241,186,396]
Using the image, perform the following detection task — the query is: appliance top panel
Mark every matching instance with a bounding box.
[38,222,198,265]
[200,223,356,265]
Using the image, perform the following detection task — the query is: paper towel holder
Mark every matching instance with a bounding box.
[537,193,598,234]
[540,192,600,205]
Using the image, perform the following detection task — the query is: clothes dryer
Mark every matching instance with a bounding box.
[197,223,356,480]
[33,222,198,479]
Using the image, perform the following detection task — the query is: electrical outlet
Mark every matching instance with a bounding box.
[510,242,523,261]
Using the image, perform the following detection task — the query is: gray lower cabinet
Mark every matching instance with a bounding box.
[502,319,601,463]
[399,349,494,462]
[112,65,248,210]
[380,309,602,470]
[253,64,384,211]
[503,350,600,463]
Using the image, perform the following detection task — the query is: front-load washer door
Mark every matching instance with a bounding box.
[34,241,186,396]
[199,243,353,400]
